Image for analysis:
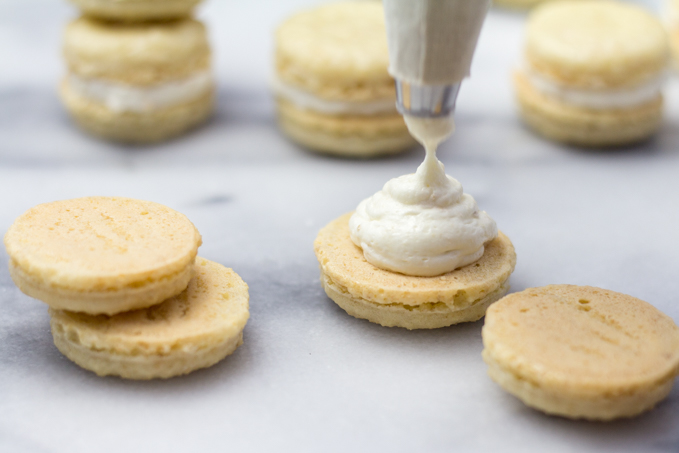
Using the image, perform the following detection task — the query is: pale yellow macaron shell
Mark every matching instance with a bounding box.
[64,17,210,85]
[526,1,669,88]
[69,0,203,21]
[483,285,679,419]
[276,1,393,102]
[50,257,249,379]
[5,197,202,314]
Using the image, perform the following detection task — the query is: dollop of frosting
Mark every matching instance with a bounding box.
[349,116,497,277]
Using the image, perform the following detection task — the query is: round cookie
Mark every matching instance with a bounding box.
[274,1,416,157]
[515,1,669,147]
[4,197,202,315]
[60,17,214,143]
[68,0,202,21]
[50,257,249,380]
[482,285,679,420]
[314,213,516,329]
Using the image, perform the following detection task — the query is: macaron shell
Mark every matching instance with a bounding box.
[526,1,669,89]
[69,0,203,21]
[49,257,250,379]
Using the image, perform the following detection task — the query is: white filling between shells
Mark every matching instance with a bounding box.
[68,71,213,113]
[522,65,665,110]
[271,75,397,115]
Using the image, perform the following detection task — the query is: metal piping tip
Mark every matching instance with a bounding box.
[395,80,462,118]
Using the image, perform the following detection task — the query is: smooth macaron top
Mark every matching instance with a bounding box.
[50,258,249,354]
[525,1,669,88]
[275,1,393,101]
[483,285,679,396]
[64,17,210,85]
[4,197,202,293]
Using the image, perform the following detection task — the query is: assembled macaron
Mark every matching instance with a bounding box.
[273,1,416,157]
[60,17,214,143]
[515,0,669,147]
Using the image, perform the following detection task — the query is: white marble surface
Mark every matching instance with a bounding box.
[2,1,679,452]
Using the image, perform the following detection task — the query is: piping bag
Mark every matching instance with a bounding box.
[383,0,491,118]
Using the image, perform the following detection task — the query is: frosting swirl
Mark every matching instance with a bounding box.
[349,116,497,277]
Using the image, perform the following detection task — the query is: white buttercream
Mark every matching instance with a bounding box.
[522,66,664,109]
[68,71,213,113]
[271,76,397,115]
[349,116,497,277]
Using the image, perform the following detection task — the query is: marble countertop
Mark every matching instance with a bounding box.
[1,1,678,452]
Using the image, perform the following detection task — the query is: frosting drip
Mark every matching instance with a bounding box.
[349,116,497,277]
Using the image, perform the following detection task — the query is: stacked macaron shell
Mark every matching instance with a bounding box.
[515,1,669,147]
[61,1,214,143]
[4,197,249,379]
[273,2,416,157]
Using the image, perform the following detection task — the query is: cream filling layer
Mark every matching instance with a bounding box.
[349,116,498,277]
[522,66,665,110]
[271,76,397,115]
[68,71,214,113]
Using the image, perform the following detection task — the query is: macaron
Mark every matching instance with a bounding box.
[482,285,679,420]
[50,257,249,379]
[68,0,202,21]
[60,17,214,143]
[4,197,202,315]
[314,213,516,329]
[273,1,416,157]
[515,1,669,147]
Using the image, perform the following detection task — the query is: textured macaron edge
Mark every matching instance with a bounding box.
[10,259,195,315]
[52,327,244,380]
[322,273,510,329]
[482,347,676,420]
